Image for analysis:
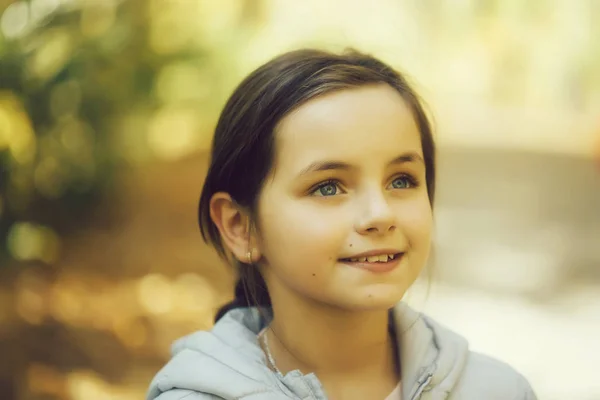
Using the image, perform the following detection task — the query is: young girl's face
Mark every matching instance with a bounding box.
[256,84,432,310]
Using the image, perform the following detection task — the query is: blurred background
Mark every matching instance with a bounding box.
[0,0,599,399]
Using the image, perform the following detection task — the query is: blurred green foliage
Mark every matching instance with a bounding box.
[0,0,148,263]
[0,0,263,264]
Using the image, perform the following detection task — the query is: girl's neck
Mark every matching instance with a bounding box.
[266,298,397,377]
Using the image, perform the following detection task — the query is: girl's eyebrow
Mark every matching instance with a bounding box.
[389,152,424,166]
[297,151,424,178]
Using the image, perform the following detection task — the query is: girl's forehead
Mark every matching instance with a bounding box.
[273,85,423,169]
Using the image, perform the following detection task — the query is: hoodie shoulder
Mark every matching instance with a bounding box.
[402,308,536,400]
[146,310,289,400]
[452,352,536,400]
[146,341,279,400]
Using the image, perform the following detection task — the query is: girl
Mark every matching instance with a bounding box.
[147,49,536,400]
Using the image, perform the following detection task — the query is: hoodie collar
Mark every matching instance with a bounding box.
[392,303,470,398]
[148,303,469,400]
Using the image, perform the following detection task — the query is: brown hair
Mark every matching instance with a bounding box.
[198,49,436,321]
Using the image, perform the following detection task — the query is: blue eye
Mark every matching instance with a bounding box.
[312,181,340,196]
[391,175,415,189]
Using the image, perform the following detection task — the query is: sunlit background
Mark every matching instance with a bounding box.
[1,0,599,399]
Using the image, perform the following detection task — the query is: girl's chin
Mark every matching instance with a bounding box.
[330,291,406,311]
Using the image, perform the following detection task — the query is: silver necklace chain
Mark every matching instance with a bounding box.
[259,328,284,375]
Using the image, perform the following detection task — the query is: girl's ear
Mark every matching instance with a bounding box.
[209,192,261,263]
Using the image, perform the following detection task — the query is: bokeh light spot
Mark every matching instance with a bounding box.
[0,1,29,39]
[136,274,173,315]
[7,222,61,263]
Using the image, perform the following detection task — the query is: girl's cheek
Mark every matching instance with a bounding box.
[397,199,433,238]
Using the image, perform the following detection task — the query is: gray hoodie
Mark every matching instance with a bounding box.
[147,303,536,400]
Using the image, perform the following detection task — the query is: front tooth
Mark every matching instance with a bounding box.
[367,256,379,262]
[359,257,367,262]
[378,254,388,262]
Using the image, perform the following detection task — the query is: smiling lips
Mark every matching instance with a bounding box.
[344,253,398,263]
[339,250,404,273]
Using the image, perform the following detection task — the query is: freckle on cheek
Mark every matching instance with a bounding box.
[349,244,353,247]
[312,273,316,277]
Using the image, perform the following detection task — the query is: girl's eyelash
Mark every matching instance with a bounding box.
[393,173,420,187]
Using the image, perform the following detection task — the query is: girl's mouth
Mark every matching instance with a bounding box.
[339,253,404,273]
[340,253,401,263]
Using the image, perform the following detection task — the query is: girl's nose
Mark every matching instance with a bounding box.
[355,191,397,236]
